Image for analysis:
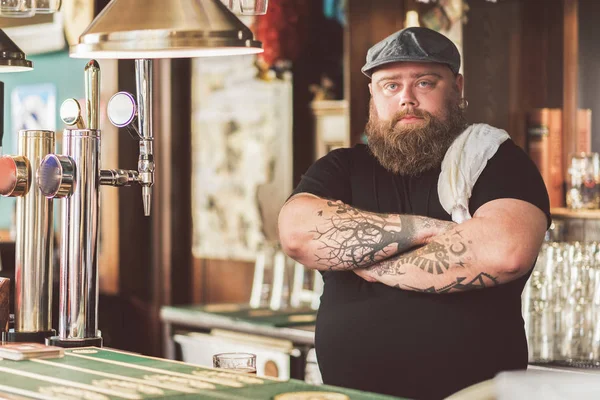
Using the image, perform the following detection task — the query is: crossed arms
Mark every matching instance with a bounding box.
[277,193,547,293]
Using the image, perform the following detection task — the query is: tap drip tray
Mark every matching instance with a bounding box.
[46,335,102,348]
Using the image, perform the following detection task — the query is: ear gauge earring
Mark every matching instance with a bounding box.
[459,98,469,110]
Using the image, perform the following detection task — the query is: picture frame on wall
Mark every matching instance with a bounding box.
[10,83,57,153]
[191,55,294,262]
[420,0,464,74]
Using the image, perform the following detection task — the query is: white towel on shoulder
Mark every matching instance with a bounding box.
[438,123,510,223]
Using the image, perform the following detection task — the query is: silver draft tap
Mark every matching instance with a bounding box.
[39,129,101,347]
[135,59,154,216]
[104,59,154,216]
[39,60,103,348]
[0,130,56,343]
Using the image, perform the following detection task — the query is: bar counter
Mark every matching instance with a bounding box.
[0,347,402,399]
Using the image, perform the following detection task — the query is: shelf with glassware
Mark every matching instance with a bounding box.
[529,175,600,368]
[528,180,600,369]
[529,164,600,367]
[524,240,600,370]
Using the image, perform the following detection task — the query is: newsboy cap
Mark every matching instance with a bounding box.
[361,27,461,78]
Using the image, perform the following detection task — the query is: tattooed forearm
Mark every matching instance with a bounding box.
[346,200,546,292]
[310,200,455,271]
[311,201,409,270]
[372,233,471,276]
[393,273,499,294]
[358,226,503,293]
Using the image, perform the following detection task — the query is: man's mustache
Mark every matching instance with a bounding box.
[390,108,433,127]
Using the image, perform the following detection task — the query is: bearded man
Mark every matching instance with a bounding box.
[278,27,550,400]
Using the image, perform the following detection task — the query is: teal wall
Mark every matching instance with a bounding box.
[0,50,87,230]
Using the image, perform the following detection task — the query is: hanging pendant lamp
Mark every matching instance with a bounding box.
[70,0,263,59]
[0,29,32,72]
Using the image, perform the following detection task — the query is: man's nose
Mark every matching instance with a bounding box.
[399,87,418,109]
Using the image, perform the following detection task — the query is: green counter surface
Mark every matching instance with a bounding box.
[0,347,405,399]
[163,304,317,328]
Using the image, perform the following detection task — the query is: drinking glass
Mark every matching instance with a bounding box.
[239,0,268,15]
[34,0,60,13]
[213,353,256,374]
[0,0,35,17]
[567,152,600,210]
[561,244,595,361]
[524,245,552,362]
[552,243,569,359]
[533,285,555,362]
[591,262,600,362]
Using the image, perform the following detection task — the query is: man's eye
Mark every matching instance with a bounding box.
[417,81,433,88]
[385,83,398,91]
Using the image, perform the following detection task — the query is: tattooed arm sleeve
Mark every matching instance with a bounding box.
[278,193,455,271]
[355,198,548,293]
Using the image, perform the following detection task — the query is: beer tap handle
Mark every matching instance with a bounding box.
[105,61,154,217]
[37,154,76,199]
[60,99,86,129]
[135,59,154,217]
[0,155,29,197]
[107,91,141,140]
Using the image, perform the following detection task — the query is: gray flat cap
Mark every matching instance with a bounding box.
[362,27,461,78]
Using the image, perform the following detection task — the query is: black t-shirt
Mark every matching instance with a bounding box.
[291,141,551,400]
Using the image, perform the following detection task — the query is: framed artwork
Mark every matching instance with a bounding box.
[421,0,464,73]
[10,83,57,153]
[191,55,293,262]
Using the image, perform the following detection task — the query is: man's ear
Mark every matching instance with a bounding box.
[368,83,373,96]
[455,74,464,95]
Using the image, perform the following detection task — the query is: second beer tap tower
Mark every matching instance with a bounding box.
[38,59,155,347]
[0,76,56,343]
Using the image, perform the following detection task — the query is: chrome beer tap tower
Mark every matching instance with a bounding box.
[36,59,155,347]
[0,79,57,343]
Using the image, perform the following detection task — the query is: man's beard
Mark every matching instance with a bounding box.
[365,97,468,176]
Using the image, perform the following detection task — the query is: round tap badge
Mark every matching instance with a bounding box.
[274,392,350,400]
